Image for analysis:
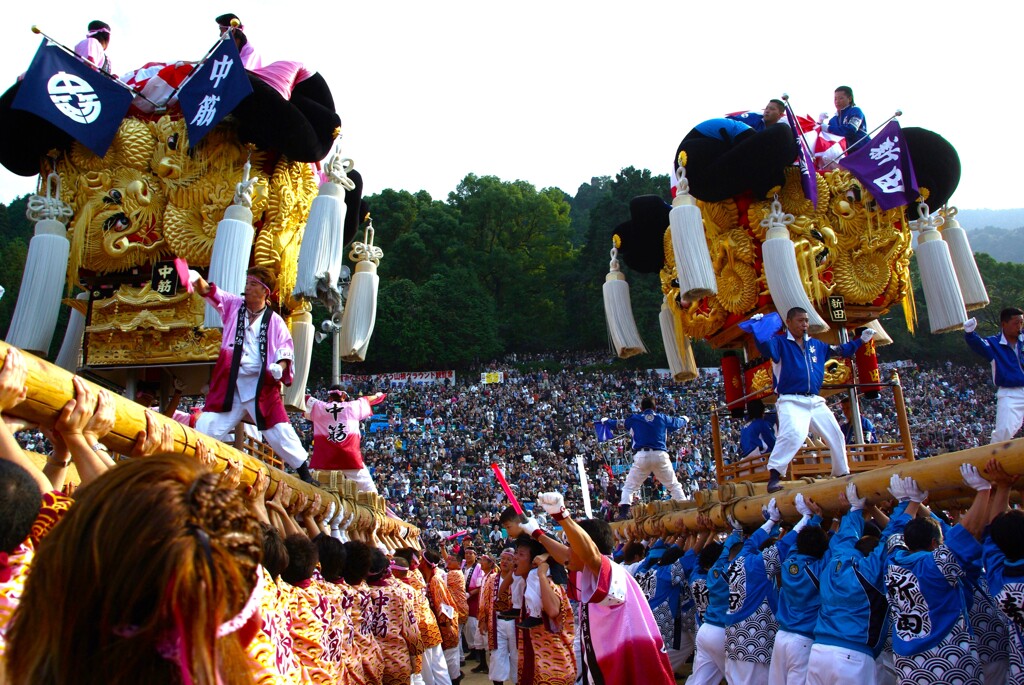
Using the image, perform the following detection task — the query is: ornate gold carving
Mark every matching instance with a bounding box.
[52,114,314,366]
[661,165,915,343]
[823,359,852,385]
[750,368,772,392]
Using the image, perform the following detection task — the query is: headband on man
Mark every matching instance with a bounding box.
[246,275,271,294]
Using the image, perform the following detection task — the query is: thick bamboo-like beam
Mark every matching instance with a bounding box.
[0,340,419,544]
[617,438,1024,538]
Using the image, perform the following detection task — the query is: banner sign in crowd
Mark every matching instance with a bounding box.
[336,370,456,388]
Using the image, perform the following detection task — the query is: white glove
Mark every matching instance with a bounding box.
[538,492,567,519]
[960,463,991,491]
[600,417,608,423]
[681,415,691,423]
[846,482,866,512]
[727,514,743,532]
[268,363,284,380]
[888,473,909,502]
[860,328,876,343]
[750,313,765,321]
[795,493,813,517]
[330,507,345,540]
[963,317,978,334]
[400,526,410,539]
[324,500,336,524]
[905,477,929,503]
[818,112,829,124]
[764,498,781,523]
[188,269,201,286]
[520,516,541,537]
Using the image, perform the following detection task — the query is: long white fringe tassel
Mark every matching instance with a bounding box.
[659,300,697,382]
[5,173,73,354]
[283,309,314,413]
[338,220,382,362]
[293,152,356,311]
[603,247,646,358]
[760,198,829,334]
[940,206,989,311]
[55,292,90,371]
[205,160,258,328]
[865,319,893,346]
[670,162,717,300]
[912,203,967,334]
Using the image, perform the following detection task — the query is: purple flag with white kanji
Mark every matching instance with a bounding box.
[839,120,919,211]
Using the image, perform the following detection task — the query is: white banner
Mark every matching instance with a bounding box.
[337,370,456,388]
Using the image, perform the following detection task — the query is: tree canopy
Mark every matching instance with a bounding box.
[1,172,1021,377]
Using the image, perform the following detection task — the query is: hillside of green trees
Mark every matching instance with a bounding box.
[2,169,1023,379]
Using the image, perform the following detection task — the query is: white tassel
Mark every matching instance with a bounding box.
[913,204,967,334]
[659,301,697,382]
[205,160,258,328]
[760,198,829,334]
[5,173,72,355]
[603,247,646,358]
[338,220,382,362]
[940,206,989,311]
[56,292,90,371]
[293,153,356,311]
[865,319,893,347]
[283,309,314,413]
[670,164,717,300]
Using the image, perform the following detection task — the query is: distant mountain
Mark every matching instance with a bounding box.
[956,208,1024,231]
[964,226,1024,264]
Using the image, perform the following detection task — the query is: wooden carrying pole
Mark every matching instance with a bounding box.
[616,437,1024,539]
[0,340,417,546]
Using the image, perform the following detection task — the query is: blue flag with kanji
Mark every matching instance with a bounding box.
[177,36,252,147]
[12,40,133,157]
[595,419,614,443]
[785,103,819,208]
[839,120,918,211]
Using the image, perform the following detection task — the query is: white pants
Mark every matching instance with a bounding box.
[875,650,897,685]
[489,618,518,683]
[465,616,484,651]
[769,396,849,478]
[993,386,1024,443]
[769,630,813,685]
[196,393,307,468]
[342,467,378,494]
[805,643,875,685]
[726,658,769,685]
[687,622,726,685]
[421,644,452,685]
[668,630,696,674]
[443,645,461,679]
[620,449,685,504]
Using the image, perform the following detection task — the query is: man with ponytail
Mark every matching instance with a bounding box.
[6,455,264,685]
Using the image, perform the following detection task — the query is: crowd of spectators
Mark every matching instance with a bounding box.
[282,354,1001,547]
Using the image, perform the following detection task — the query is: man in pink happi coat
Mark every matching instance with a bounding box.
[305,385,386,492]
[191,266,316,483]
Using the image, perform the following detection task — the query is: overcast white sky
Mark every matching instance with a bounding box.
[0,1,1018,211]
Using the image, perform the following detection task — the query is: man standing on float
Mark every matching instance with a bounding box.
[602,396,689,519]
[305,384,385,493]
[191,266,316,483]
[748,307,873,492]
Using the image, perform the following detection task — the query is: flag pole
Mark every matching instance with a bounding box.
[164,34,233,103]
[29,26,159,109]
[780,93,816,163]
